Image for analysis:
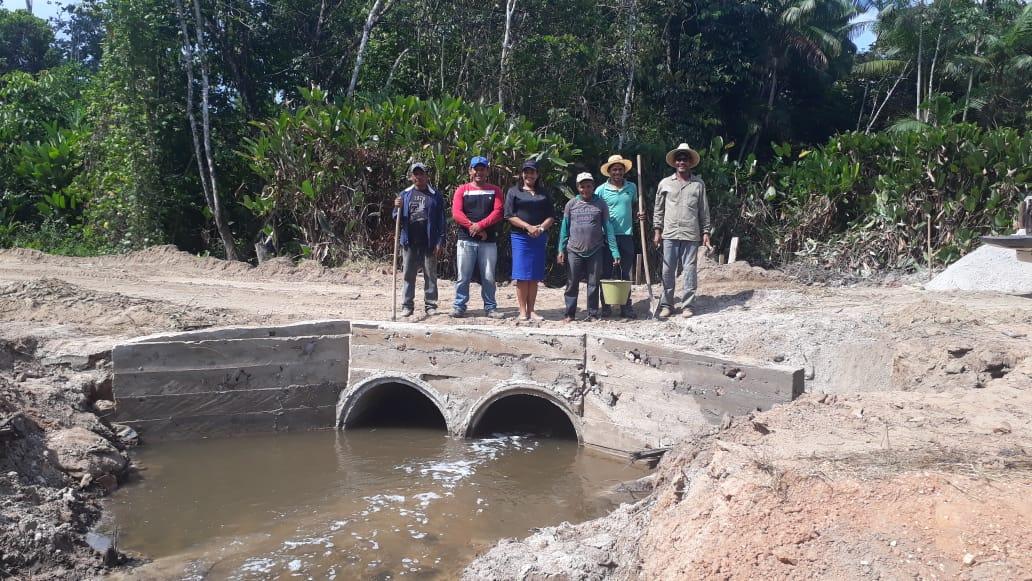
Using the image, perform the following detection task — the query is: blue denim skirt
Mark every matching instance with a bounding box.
[511,231,547,281]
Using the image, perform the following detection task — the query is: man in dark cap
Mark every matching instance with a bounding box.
[393,162,446,317]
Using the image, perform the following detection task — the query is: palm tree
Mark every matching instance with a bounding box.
[742,0,865,157]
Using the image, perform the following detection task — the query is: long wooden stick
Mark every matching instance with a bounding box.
[392,199,402,321]
[636,154,657,317]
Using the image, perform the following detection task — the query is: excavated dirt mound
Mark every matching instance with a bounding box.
[0,278,240,334]
[466,361,1032,579]
[0,335,132,579]
[0,246,363,285]
[698,256,788,287]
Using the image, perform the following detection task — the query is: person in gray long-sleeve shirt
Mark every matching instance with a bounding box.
[652,143,711,318]
[558,172,621,322]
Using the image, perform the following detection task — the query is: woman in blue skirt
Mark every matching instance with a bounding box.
[504,160,556,320]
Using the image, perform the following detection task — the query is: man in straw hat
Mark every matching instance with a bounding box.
[652,143,711,318]
[596,154,645,318]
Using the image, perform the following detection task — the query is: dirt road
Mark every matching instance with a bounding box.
[1,245,1029,579]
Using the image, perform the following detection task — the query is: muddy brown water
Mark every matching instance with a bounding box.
[101,428,646,579]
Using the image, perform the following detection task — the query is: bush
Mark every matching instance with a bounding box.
[242,91,580,271]
[703,124,1030,273]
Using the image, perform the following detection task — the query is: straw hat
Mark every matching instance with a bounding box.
[665,143,700,168]
[600,154,633,176]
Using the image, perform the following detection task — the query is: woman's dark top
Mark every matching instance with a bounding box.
[504,184,556,227]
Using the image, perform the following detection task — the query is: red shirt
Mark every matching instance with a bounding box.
[452,182,504,242]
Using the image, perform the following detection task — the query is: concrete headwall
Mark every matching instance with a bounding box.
[112,320,803,454]
[343,322,586,436]
[112,321,350,439]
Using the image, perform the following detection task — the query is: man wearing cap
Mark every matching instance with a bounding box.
[451,156,506,319]
[652,143,711,318]
[558,172,621,322]
[393,163,446,317]
[596,154,642,318]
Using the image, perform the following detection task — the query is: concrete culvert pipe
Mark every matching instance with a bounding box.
[468,394,578,439]
[343,382,447,430]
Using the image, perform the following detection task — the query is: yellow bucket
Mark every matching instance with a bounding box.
[600,279,631,305]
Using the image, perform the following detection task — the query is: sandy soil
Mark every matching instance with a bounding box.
[0,245,1029,579]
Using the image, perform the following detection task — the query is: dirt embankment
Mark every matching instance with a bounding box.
[0,247,1030,579]
[464,354,1032,580]
[466,367,1032,579]
[0,278,248,579]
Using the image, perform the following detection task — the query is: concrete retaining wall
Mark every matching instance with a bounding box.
[112,320,803,454]
[112,321,350,439]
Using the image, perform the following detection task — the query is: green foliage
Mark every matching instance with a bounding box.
[242,91,579,263]
[711,124,1031,273]
[0,0,1027,278]
[4,219,113,257]
[0,64,89,240]
[0,8,59,75]
[70,0,196,253]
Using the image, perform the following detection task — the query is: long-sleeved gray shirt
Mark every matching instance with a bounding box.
[558,195,620,259]
[653,173,711,242]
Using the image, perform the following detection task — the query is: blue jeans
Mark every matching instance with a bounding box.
[453,239,497,313]
[661,239,700,309]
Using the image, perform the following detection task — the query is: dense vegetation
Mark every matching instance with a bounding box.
[1,0,1029,274]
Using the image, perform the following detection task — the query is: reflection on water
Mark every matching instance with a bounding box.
[102,429,646,579]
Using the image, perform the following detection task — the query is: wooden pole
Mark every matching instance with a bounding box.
[926,213,933,281]
[636,154,657,317]
[392,200,402,321]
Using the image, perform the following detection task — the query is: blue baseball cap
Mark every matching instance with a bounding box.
[469,156,489,168]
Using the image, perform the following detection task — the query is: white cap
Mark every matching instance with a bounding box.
[575,172,594,184]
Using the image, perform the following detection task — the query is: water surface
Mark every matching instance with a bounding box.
[103,429,646,579]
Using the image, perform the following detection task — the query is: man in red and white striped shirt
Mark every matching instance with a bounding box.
[451,155,505,319]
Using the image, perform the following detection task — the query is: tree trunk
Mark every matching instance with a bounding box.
[961,38,981,123]
[499,0,517,108]
[174,0,212,204]
[867,60,911,134]
[617,0,637,149]
[856,81,869,132]
[915,6,924,120]
[385,47,409,91]
[348,0,392,97]
[926,0,953,114]
[748,63,778,156]
[192,0,238,260]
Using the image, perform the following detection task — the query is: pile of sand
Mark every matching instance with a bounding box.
[926,245,1032,294]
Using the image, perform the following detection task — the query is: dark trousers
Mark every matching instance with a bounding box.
[601,234,635,308]
[402,245,438,310]
[564,250,605,318]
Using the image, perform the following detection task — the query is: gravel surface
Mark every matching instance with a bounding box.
[926,244,1032,294]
